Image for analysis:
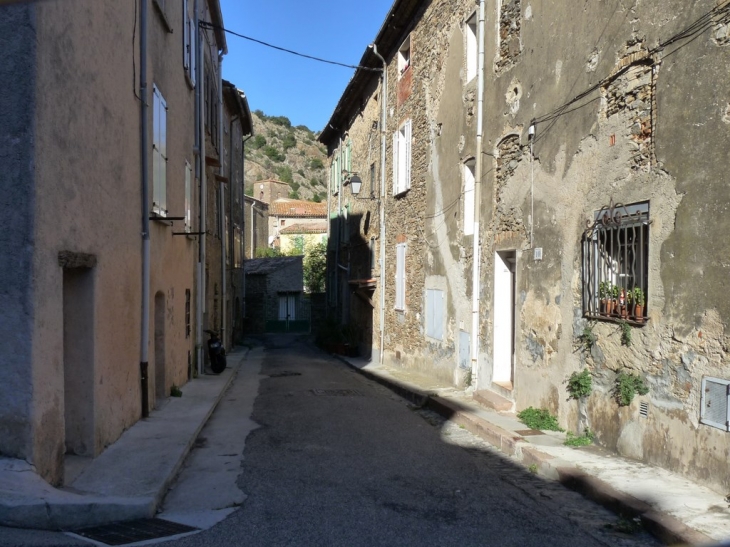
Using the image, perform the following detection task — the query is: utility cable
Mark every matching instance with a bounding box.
[199,21,383,72]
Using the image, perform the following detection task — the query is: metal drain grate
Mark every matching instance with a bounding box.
[639,401,649,418]
[311,389,363,397]
[73,518,198,545]
[269,371,302,378]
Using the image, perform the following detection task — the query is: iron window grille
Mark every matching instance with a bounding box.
[582,200,650,325]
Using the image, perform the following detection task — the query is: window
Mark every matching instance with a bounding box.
[281,219,286,227]
[369,237,376,272]
[466,13,478,82]
[331,155,340,195]
[152,85,167,216]
[184,161,192,232]
[700,377,730,431]
[369,163,376,195]
[582,201,649,323]
[463,160,475,235]
[425,289,444,340]
[183,0,196,87]
[398,35,411,77]
[185,289,191,338]
[393,119,412,196]
[395,242,406,310]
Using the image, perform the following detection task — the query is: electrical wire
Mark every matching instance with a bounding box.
[199,21,383,72]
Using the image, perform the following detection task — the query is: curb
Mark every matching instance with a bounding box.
[335,355,712,547]
[0,350,247,531]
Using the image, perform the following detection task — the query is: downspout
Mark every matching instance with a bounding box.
[334,134,343,313]
[196,11,206,377]
[471,0,486,387]
[139,0,150,417]
[218,54,226,349]
[241,134,251,321]
[370,44,387,366]
[228,114,238,345]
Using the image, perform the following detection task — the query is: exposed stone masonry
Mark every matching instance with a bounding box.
[603,40,657,171]
[495,0,521,74]
[495,134,526,234]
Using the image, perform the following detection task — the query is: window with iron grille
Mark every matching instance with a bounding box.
[701,377,730,431]
[582,201,649,324]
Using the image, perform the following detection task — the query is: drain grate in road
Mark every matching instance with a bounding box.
[73,518,199,545]
[311,389,364,397]
[269,371,302,378]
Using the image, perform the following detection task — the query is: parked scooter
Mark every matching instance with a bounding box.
[204,330,227,374]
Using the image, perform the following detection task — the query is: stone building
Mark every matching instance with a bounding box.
[204,80,253,351]
[252,179,291,205]
[269,198,328,249]
[243,256,305,334]
[322,0,730,492]
[0,0,230,486]
[243,195,270,259]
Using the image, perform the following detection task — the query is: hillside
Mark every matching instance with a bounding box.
[244,111,329,202]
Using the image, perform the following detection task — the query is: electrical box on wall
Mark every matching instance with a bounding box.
[534,247,543,261]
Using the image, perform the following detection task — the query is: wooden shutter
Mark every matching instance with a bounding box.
[392,131,399,195]
[404,119,412,191]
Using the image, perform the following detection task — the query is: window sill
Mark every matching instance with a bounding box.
[150,214,173,226]
[393,188,410,198]
[584,312,648,327]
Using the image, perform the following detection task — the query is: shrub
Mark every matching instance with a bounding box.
[249,135,266,150]
[564,428,594,447]
[310,158,324,170]
[517,407,563,431]
[282,133,297,151]
[567,369,593,399]
[263,146,285,162]
[614,372,649,406]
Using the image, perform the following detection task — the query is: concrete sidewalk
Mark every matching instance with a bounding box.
[338,354,730,547]
[0,346,257,531]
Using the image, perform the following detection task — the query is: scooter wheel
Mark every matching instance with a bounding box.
[211,354,226,374]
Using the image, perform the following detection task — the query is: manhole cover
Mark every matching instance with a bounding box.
[311,389,363,397]
[73,518,198,545]
[515,429,545,436]
[269,371,302,378]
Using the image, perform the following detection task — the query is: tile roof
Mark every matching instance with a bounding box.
[279,222,328,235]
[244,256,302,275]
[270,198,327,218]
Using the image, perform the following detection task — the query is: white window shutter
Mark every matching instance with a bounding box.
[160,93,167,214]
[405,119,412,190]
[190,16,197,86]
[392,131,399,195]
[184,162,192,232]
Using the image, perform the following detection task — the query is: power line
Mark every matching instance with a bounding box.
[199,22,383,73]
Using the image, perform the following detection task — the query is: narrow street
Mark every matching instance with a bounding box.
[168,335,657,547]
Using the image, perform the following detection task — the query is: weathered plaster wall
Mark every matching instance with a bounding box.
[478,0,730,492]
[0,4,36,465]
[379,0,484,385]
[27,0,198,482]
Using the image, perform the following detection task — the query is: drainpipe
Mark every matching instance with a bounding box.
[196,13,206,377]
[334,134,343,314]
[471,0,486,387]
[228,114,238,345]
[241,133,251,322]
[370,44,387,366]
[139,0,150,417]
[218,54,226,348]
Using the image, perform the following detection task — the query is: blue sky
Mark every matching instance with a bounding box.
[219,0,394,133]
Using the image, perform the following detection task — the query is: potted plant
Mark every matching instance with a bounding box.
[632,287,645,322]
[611,284,621,316]
[599,282,611,315]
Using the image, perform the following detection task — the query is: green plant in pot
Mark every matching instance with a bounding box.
[599,282,612,315]
[632,287,645,322]
[610,284,620,316]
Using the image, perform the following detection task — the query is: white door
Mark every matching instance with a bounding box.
[278,295,297,321]
[493,252,515,387]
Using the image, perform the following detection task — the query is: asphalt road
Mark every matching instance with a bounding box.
[0,335,659,546]
[173,335,657,547]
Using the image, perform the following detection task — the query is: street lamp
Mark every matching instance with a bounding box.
[343,171,374,200]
